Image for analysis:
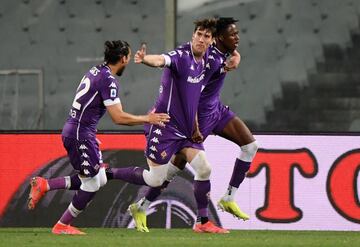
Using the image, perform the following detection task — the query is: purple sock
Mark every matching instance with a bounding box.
[109,167,146,185]
[59,209,74,225]
[69,174,81,190]
[194,180,211,217]
[59,189,96,225]
[145,180,170,201]
[229,158,251,188]
[48,177,66,190]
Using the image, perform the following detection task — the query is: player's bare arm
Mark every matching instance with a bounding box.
[134,43,166,67]
[192,112,204,143]
[106,103,170,126]
[224,50,241,71]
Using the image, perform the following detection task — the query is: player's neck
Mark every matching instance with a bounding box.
[215,41,227,54]
[107,64,118,76]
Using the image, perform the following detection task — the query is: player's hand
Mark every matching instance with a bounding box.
[224,50,241,72]
[148,112,170,127]
[192,128,204,143]
[134,43,147,64]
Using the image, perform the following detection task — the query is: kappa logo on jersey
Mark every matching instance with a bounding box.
[83,169,90,175]
[81,161,90,167]
[151,137,159,143]
[187,73,205,84]
[150,145,158,152]
[178,50,183,57]
[209,55,215,60]
[81,153,89,158]
[149,153,156,159]
[190,64,195,71]
[79,144,88,150]
[109,82,117,88]
[185,50,190,56]
[206,63,210,69]
[153,129,162,135]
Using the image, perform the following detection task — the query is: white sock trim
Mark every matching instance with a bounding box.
[222,185,238,201]
[239,141,259,162]
[68,203,82,217]
[64,176,71,189]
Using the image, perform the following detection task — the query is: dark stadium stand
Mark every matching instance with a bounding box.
[1,0,360,131]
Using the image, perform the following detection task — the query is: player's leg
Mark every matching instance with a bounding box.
[28,174,81,210]
[126,159,169,232]
[181,147,228,234]
[129,154,186,232]
[52,137,107,235]
[215,113,258,220]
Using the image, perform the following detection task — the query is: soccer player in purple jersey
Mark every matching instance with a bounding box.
[27,40,170,235]
[117,18,229,234]
[130,18,258,233]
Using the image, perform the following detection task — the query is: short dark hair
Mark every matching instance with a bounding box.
[215,17,239,37]
[193,18,217,37]
[104,40,130,65]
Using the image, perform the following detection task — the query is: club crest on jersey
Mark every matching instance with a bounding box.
[187,73,205,84]
[161,151,167,159]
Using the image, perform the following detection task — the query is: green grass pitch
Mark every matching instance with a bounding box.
[0,228,358,247]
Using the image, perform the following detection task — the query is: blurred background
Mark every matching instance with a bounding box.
[1,0,360,132]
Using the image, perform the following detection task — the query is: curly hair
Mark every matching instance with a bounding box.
[104,40,130,65]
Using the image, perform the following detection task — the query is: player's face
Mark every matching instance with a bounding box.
[192,28,213,56]
[220,24,240,53]
[116,50,131,76]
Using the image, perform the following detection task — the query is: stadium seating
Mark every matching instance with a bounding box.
[1,0,360,131]
[177,0,360,131]
[0,0,164,130]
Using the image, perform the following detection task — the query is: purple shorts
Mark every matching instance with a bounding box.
[144,124,204,165]
[198,104,235,139]
[62,136,102,177]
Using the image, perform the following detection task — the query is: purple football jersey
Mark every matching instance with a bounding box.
[62,64,121,140]
[198,45,229,116]
[153,42,208,138]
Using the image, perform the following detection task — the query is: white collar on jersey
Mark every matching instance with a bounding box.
[189,41,204,65]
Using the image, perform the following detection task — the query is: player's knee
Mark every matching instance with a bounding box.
[143,165,168,187]
[190,151,212,181]
[98,167,107,188]
[240,141,259,162]
[79,168,106,192]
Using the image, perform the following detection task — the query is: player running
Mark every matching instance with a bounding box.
[129,17,258,233]
[27,40,170,235]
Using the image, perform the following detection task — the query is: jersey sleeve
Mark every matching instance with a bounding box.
[163,48,185,75]
[99,74,121,106]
